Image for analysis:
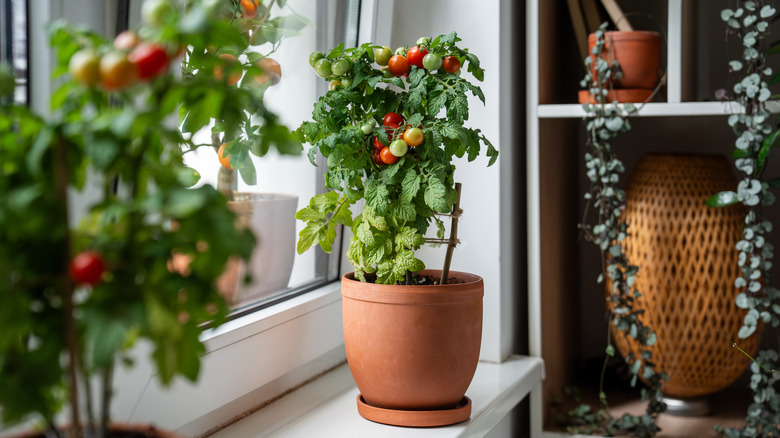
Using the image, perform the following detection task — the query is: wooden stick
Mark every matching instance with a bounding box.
[601,0,634,31]
[440,183,463,285]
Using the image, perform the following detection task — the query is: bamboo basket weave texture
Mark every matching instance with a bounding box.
[612,153,759,398]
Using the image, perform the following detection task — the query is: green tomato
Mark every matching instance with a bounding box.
[416,37,431,47]
[374,46,392,66]
[361,123,374,135]
[315,58,332,78]
[389,139,408,157]
[422,53,443,71]
[394,46,407,56]
[340,77,353,87]
[142,0,174,26]
[332,59,351,76]
[328,79,341,90]
[309,51,325,67]
[381,67,394,79]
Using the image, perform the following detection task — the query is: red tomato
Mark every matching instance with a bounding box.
[403,127,424,147]
[372,136,386,151]
[128,43,169,79]
[380,147,398,164]
[382,112,404,127]
[69,251,106,285]
[442,56,461,74]
[387,55,410,76]
[372,149,385,166]
[406,45,428,69]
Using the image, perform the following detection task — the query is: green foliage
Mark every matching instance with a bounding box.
[575,22,666,438]
[294,32,497,284]
[0,1,275,434]
[716,1,780,436]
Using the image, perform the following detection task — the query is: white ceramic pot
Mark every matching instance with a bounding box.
[224,193,298,303]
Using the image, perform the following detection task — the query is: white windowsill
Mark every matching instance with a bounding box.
[208,355,545,438]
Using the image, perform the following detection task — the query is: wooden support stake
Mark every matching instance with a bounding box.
[440,183,463,285]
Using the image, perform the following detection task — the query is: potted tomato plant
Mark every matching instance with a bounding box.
[178,0,305,304]
[295,32,498,427]
[0,1,293,436]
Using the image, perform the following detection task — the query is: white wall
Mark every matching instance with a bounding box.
[379,0,509,363]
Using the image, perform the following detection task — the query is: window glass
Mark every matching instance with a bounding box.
[0,0,28,104]
[178,0,356,315]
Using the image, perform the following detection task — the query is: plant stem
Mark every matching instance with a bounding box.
[100,361,114,438]
[54,136,82,438]
[440,182,462,285]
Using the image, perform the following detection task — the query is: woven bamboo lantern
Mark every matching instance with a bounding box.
[611,153,759,399]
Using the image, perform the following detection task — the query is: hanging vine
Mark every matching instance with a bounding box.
[563,23,668,437]
[710,1,780,436]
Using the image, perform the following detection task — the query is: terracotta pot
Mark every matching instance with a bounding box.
[588,31,662,90]
[578,88,654,104]
[341,270,483,426]
[8,423,182,437]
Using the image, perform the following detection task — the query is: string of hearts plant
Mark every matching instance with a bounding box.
[568,22,667,438]
[708,2,780,436]
[293,32,498,284]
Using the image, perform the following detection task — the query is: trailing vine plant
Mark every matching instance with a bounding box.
[565,22,668,437]
[709,1,780,436]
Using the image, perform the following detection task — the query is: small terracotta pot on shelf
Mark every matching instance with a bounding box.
[580,30,662,104]
[341,270,483,427]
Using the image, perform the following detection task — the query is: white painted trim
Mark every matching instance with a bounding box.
[207,355,544,438]
[111,282,347,435]
[667,0,682,103]
[526,0,542,361]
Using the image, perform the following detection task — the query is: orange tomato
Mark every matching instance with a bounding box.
[69,49,101,86]
[100,51,137,91]
[240,0,258,18]
[214,54,242,86]
[218,143,233,170]
[253,57,281,86]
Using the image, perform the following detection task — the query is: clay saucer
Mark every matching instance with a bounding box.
[355,394,471,427]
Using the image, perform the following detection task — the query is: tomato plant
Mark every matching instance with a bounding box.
[379,146,398,164]
[128,42,169,80]
[99,51,137,90]
[69,251,106,285]
[387,55,410,76]
[406,45,428,69]
[68,49,100,86]
[403,127,424,147]
[442,56,461,74]
[294,32,498,285]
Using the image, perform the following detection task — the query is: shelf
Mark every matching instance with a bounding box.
[537,101,748,119]
[207,355,545,438]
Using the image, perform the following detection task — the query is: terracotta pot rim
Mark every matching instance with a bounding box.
[588,30,662,42]
[341,270,483,304]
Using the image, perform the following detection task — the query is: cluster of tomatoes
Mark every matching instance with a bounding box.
[214,54,282,88]
[68,29,176,91]
[374,37,462,77]
[367,112,424,166]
